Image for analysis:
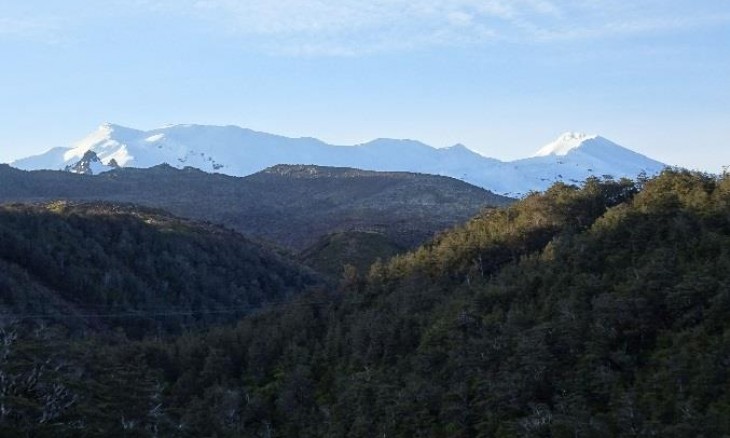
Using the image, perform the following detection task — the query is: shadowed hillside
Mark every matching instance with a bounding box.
[0,202,321,337]
[7,170,730,436]
[299,230,405,278]
[0,164,513,251]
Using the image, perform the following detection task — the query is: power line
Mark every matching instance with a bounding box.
[0,295,350,321]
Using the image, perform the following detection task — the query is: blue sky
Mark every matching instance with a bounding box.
[1,0,729,171]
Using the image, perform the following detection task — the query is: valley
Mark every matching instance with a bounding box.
[2,169,730,436]
[3,2,725,434]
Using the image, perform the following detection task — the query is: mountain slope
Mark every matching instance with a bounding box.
[10,124,666,195]
[63,150,117,175]
[509,132,665,191]
[300,230,405,278]
[136,170,730,436]
[0,164,510,250]
[7,170,730,436]
[0,202,321,336]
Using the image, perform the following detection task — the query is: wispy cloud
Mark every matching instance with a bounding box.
[7,1,730,54]
[146,0,730,55]
[138,0,565,54]
[521,4,730,42]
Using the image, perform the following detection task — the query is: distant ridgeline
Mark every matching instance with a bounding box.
[4,169,730,436]
[0,163,511,254]
[10,123,666,196]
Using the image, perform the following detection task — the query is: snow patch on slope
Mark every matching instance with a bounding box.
[145,134,165,142]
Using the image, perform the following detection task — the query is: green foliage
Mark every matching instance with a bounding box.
[5,169,730,436]
[0,163,512,251]
[300,230,405,279]
[0,202,321,336]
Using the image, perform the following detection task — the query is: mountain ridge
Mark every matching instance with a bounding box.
[0,163,510,251]
[10,124,666,196]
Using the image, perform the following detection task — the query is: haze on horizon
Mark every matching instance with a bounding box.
[1,1,729,172]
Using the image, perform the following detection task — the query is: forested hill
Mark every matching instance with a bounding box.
[5,169,730,436]
[0,163,512,250]
[0,202,321,337]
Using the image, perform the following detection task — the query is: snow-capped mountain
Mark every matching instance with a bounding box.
[504,132,665,193]
[10,124,666,196]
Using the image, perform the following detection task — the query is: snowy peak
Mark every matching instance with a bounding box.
[9,123,667,196]
[77,122,142,146]
[533,132,599,157]
[529,132,662,169]
[63,122,142,168]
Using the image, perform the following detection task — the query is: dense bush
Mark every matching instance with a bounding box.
[4,170,730,436]
[0,202,321,337]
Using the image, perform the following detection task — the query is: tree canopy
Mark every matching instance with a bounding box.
[3,169,730,436]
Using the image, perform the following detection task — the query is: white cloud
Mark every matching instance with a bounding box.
[153,0,566,54]
[9,0,728,54]
[527,12,730,42]
[167,1,730,55]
